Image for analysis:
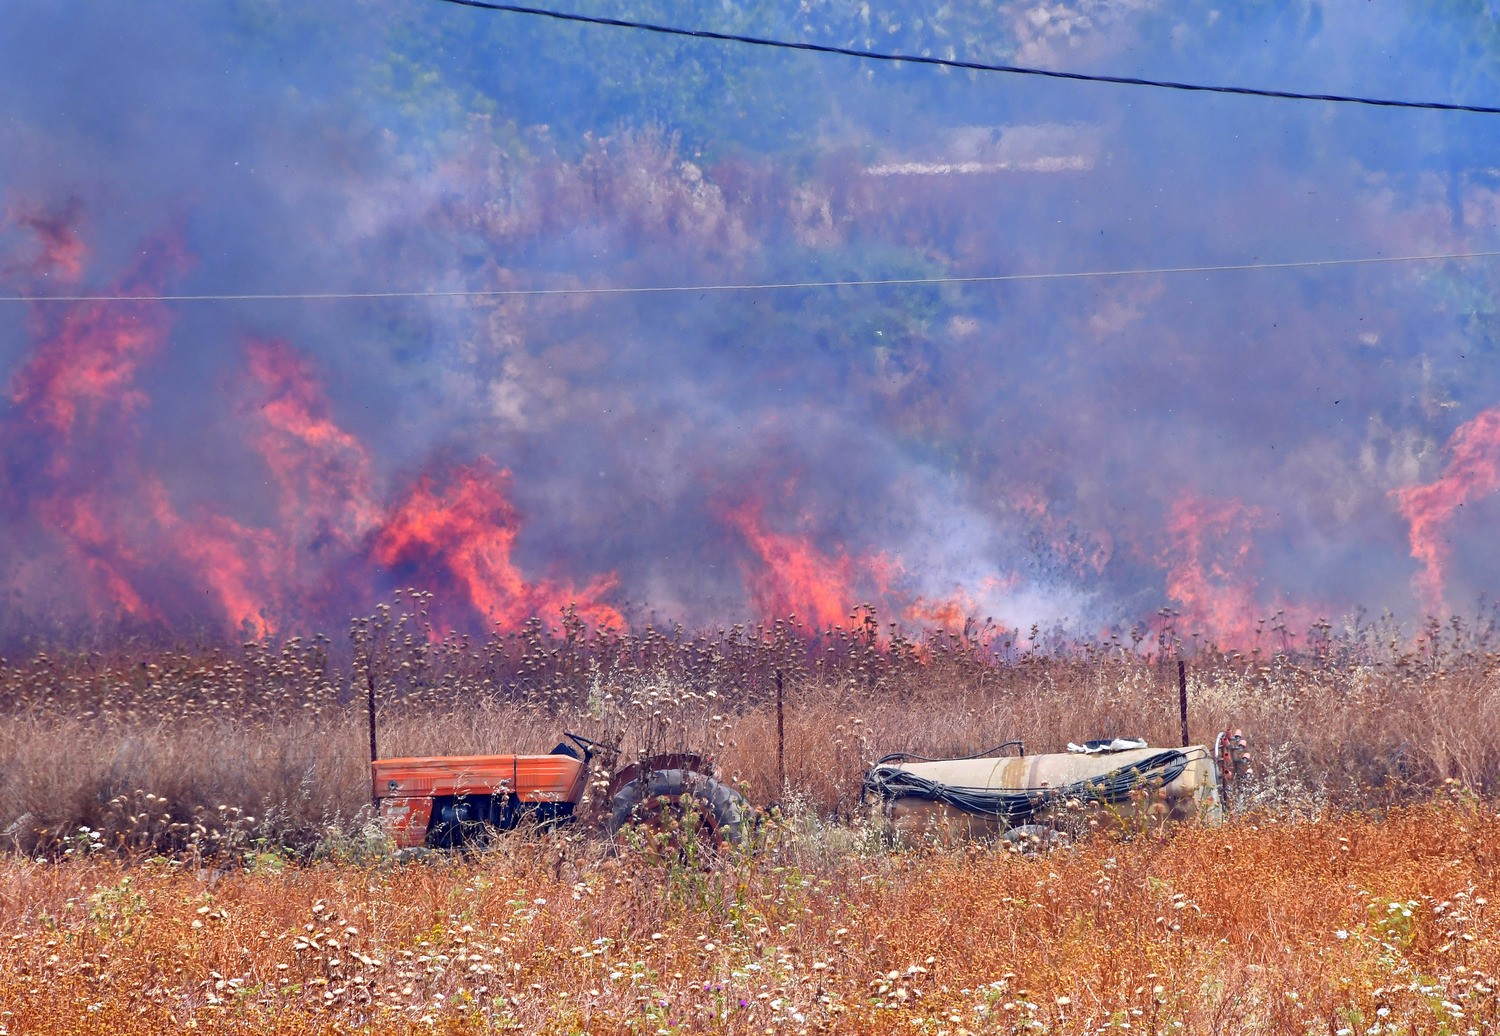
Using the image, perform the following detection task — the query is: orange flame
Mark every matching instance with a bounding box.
[373,461,623,634]
[174,518,280,640]
[144,479,280,640]
[6,222,633,639]
[245,339,380,546]
[38,491,157,621]
[1161,494,1268,646]
[7,236,190,623]
[12,303,158,436]
[10,240,188,442]
[1392,408,1500,616]
[904,595,969,632]
[902,574,1022,634]
[723,500,857,631]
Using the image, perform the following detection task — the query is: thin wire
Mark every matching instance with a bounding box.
[2,250,1496,304]
[431,0,1500,115]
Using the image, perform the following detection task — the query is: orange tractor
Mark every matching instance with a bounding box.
[371,733,749,850]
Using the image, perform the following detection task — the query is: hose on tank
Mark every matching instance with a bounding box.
[863,748,1202,823]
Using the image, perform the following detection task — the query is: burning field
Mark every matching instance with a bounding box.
[6,1,1500,1031]
[5,3,1500,648]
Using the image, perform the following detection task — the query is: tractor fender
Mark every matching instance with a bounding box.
[606,768,748,848]
[606,753,715,800]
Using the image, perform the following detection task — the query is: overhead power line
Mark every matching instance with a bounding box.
[430,0,1500,115]
[4,250,1498,304]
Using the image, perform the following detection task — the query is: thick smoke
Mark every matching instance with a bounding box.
[3,0,1500,648]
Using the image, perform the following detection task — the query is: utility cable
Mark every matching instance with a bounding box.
[430,0,1500,115]
[3,249,1497,304]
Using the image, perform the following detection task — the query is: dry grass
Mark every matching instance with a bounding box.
[4,602,1500,1032]
[4,600,1500,857]
[1,805,1497,1034]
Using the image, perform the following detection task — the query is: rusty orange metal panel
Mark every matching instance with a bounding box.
[377,795,434,849]
[372,754,587,804]
[510,755,589,803]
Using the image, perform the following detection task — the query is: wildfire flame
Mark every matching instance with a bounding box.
[160,504,282,641]
[0,202,1441,645]
[1161,495,1268,647]
[1392,407,1500,616]
[244,339,381,550]
[1,214,626,638]
[372,461,624,635]
[40,489,157,621]
[902,575,1021,637]
[3,233,190,622]
[10,239,189,442]
[723,499,859,632]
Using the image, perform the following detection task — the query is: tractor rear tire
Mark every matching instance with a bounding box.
[606,768,748,852]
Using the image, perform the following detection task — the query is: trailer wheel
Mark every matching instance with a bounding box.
[607,768,748,854]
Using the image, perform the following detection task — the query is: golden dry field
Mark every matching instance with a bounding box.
[2,808,1498,1035]
[3,604,1500,1034]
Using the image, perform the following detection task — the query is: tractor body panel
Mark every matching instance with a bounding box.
[373,753,588,848]
[377,795,435,848]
